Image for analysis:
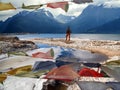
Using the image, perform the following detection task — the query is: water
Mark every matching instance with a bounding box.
[17,34,120,41]
[35,43,53,48]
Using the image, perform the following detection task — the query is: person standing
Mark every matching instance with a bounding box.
[66,27,71,41]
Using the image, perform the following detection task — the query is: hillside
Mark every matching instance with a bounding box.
[87,18,120,34]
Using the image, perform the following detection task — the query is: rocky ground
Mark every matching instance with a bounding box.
[0,36,37,54]
[29,38,120,57]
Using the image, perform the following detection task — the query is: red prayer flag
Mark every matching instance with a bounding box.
[47,1,69,12]
[32,49,54,59]
[78,68,103,77]
[45,65,79,82]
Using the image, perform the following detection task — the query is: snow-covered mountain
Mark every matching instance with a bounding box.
[0,1,120,33]
[56,14,76,23]
[69,3,120,33]
[1,9,67,33]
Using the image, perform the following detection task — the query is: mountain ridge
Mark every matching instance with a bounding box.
[0,3,120,33]
[2,9,67,33]
[68,4,120,33]
[87,18,120,34]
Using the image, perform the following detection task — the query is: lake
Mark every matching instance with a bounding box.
[16,34,120,41]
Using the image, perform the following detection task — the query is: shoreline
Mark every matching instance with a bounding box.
[28,38,120,57]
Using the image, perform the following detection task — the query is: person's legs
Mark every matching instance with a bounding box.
[66,35,67,41]
[66,34,68,41]
[68,34,70,41]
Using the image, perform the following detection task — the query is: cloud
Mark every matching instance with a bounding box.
[93,0,109,3]
[92,0,120,8]
[40,2,89,17]
[0,10,20,21]
[0,0,89,21]
[67,2,89,16]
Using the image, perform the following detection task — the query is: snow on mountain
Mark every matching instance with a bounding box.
[93,0,120,8]
[42,2,89,23]
[56,14,76,23]
[1,9,67,33]
[101,0,120,8]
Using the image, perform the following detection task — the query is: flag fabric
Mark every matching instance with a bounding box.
[45,65,79,82]
[32,48,54,59]
[47,1,69,12]
[72,0,93,4]
[78,68,103,77]
[0,2,16,11]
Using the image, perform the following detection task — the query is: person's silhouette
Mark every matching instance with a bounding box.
[66,27,71,41]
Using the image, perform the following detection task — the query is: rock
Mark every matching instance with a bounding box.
[0,36,19,42]
[0,36,37,54]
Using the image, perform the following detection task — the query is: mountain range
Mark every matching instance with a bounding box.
[0,3,120,33]
[1,9,67,33]
[68,4,120,33]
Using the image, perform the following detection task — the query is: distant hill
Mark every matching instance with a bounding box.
[1,9,67,33]
[0,2,16,11]
[87,18,120,34]
[69,4,120,33]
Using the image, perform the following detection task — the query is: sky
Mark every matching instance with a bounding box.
[1,0,119,7]
[0,0,120,21]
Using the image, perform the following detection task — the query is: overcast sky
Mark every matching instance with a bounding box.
[0,0,117,6]
[0,0,120,8]
[0,0,120,21]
